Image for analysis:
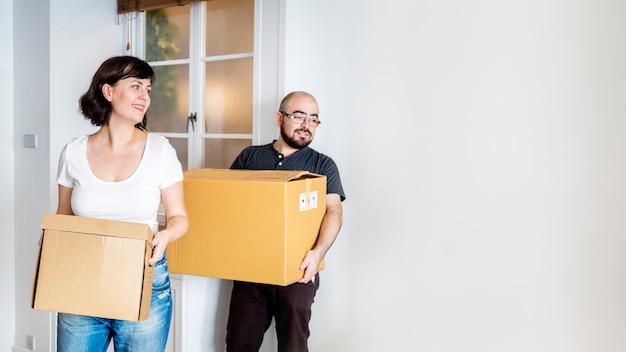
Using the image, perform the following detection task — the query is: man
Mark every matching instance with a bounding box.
[226,91,346,352]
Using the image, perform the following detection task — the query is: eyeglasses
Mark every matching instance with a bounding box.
[280,111,321,127]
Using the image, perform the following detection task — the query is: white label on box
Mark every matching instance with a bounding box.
[300,193,307,211]
[300,191,319,211]
[309,191,318,209]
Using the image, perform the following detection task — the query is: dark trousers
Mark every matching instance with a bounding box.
[226,274,320,352]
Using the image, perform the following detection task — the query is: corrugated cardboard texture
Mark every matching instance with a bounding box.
[32,214,154,321]
[168,169,326,286]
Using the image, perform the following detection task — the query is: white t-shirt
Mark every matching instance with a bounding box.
[57,133,183,233]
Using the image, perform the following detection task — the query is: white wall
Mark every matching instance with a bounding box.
[13,0,52,350]
[1,0,15,351]
[13,0,118,351]
[284,1,626,351]
[10,0,626,351]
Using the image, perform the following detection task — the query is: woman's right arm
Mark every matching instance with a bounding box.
[57,185,74,215]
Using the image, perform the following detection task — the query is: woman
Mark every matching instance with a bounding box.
[55,56,188,352]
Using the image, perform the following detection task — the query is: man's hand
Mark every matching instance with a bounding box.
[298,249,324,283]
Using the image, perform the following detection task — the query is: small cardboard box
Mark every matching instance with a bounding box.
[168,168,326,286]
[32,213,154,321]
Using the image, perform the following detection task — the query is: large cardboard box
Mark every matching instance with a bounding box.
[168,168,326,286]
[32,213,154,321]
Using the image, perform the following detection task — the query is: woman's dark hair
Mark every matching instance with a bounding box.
[79,56,155,129]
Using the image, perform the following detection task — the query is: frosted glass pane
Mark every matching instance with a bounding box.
[203,139,252,169]
[149,65,189,134]
[205,0,254,56]
[146,7,190,61]
[167,137,189,172]
[204,58,253,134]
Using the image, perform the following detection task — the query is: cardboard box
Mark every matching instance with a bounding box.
[168,168,326,286]
[32,213,154,321]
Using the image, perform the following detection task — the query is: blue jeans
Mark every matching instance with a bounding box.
[57,256,173,352]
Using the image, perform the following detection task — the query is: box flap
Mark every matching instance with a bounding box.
[285,172,323,182]
[41,213,153,241]
[184,168,323,183]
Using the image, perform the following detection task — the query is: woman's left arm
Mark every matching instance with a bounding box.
[150,180,189,265]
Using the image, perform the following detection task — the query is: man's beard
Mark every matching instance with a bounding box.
[281,127,312,149]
